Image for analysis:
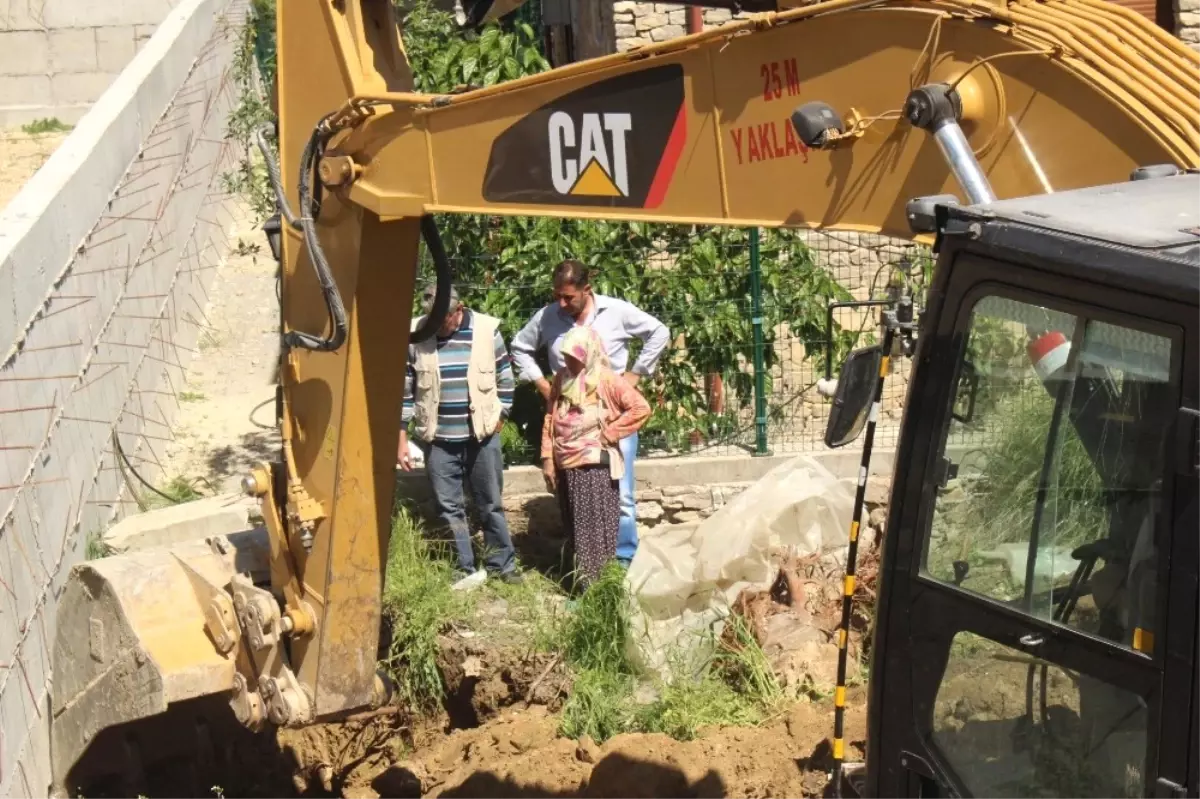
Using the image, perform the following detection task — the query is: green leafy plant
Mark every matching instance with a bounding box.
[399,0,550,93]
[221,0,277,221]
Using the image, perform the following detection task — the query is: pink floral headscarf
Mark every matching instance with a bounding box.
[558,326,610,406]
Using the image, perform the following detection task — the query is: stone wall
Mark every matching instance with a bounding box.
[614,1,747,51]
[1178,0,1200,49]
[616,0,1199,54]
[0,0,181,126]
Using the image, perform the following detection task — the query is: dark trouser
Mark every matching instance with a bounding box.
[424,434,516,575]
[557,465,620,587]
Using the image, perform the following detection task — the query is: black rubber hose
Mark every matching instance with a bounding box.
[285,120,348,353]
[412,215,455,344]
[254,122,301,230]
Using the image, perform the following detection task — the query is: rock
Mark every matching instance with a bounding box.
[613,0,638,9]
[672,510,703,523]
[773,640,841,693]
[636,488,664,503]
[667,8,685,23]
[615,22,636,36]
[661,485,702,497]
[636,501,664,522]
[865,475,891,507]
[576,735,601,764]
[859,526,877,551]
[650,24,686,40]
[635,11,668,30]
[677,492,711,511]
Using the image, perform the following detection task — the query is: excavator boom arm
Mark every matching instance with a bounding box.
[267,0,1196,722]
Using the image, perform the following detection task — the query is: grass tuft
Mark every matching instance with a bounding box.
[559,562,633,674]
[636,669,762,740]
[21,117,71,135]
[559,669,637,742]
[382,504,473,711]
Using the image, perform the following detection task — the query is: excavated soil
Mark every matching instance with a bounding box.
[276,689,867,799]
[262,610,868,799]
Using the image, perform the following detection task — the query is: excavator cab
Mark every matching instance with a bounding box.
[828,171,1199,797]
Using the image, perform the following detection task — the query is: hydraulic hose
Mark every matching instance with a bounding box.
[412,215,455,344]
[285,118,347,352]
[254,123,301,230]
[262,116,454,351]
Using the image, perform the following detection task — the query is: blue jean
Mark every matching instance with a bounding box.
[617,431,639,565]
[424,434,516,575]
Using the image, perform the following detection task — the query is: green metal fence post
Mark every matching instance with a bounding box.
[749,227,771,456]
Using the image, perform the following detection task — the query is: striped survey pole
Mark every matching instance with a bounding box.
[831,324,896,796]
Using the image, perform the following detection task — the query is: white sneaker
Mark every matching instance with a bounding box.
[451,569,487,592]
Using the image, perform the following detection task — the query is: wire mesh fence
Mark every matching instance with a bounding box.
[414,217,934,466]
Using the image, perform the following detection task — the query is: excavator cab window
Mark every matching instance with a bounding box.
[916,291,1176,797]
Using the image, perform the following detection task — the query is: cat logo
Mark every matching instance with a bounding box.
[482,64,686,209]
[549,112,632,198]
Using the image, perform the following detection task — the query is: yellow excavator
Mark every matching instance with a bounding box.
[48,0,1199,795]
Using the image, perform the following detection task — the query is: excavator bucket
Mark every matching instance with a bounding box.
[50,528,271,794]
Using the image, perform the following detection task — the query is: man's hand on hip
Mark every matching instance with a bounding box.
[397,430,414,471]
[535,378,552,402]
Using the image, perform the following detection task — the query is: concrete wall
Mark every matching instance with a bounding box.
[0,0,183,126]
[0,0,247,791]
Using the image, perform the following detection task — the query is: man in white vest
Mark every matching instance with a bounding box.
[399,283,522,586]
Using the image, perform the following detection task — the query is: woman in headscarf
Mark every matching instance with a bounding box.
[541,326,651,587]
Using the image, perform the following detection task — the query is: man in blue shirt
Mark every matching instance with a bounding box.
[511,260,670,567]
[400,283,522,585]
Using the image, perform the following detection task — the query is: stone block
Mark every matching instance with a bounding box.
[615,22,636,37]
[96,26,138,73]
[661,484,702,497]
[672,510,703,523]
[102,494,257,554]
[42,0,176,28]
[613,0,638,10]
[865,475,892,507]
[0,74,52,105]
[0,0,49,30]
[677,492,711,511]
[49,28,99,73]
[705,7,732,20]
[667,9,685,24]
[51,71,117,105]
[0,31,49,76]
[1178,10,1200,24]
[635,11,667,30]
[649,23,686,41]
[636,501,664,522]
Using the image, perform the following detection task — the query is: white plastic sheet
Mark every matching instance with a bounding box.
[624,454,856,676]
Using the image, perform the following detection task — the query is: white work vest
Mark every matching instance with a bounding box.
[409,311,504,442]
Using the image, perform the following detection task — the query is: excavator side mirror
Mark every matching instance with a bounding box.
[825,345,883,448]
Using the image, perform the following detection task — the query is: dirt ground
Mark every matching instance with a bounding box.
[277,690,866,799]
[0,126,70,210]
[158,202,282,492]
